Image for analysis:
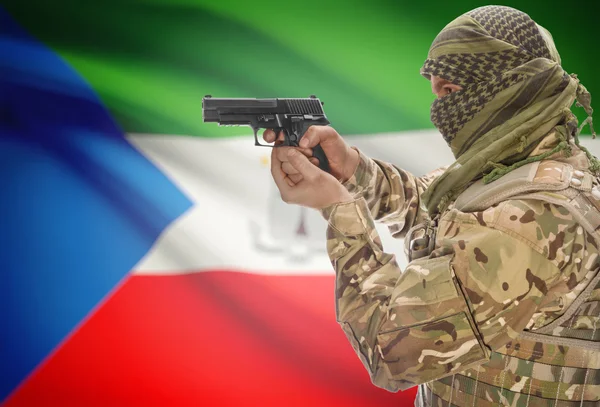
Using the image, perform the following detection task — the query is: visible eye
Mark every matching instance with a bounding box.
[443,86,454,95]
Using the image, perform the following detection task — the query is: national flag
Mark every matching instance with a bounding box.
[2,2,598,406]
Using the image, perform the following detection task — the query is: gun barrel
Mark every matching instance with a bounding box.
[202,97,325,123]
[202,98,279,122]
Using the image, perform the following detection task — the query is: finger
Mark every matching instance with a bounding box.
[299,125,329,148]
[272,163,293,192]
[298,147,314,156]
[272,130,287,146]
[270,145,288,189]
[276,146,313,163]
[287,149,320,181]
[270,146,297,200]
[263,129,276,143]
[282,159,317,183]
[270,141,282,166]
[282,162,299,175]
[289,173,303,184]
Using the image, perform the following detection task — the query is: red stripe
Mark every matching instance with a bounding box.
[5,271,416,407]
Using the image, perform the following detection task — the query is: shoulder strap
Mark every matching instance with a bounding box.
[454,160,573,213]
[453,160,599,236]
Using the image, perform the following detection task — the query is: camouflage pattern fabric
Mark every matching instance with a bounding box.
[418,5,596,216]
[340,146,447,239]
[320,131,600,406]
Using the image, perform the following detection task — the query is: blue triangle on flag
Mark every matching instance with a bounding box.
[0,6,192,402]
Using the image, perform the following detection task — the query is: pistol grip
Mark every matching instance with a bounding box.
[311,144,330,173]
[292,120,331,173]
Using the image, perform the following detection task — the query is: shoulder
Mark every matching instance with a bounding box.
[442,159,592,265]
[440,197,581,268]
[491,199,579,261]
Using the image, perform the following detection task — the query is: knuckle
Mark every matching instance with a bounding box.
[300,147,313,156]
[304,128,317,143]
[277,148,289,161]
[325,126,339,139]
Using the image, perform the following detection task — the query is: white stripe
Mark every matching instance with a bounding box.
[126,131,600,276]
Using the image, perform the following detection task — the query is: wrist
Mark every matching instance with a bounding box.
[319,191,357,220]
[318,187,354,211]
[340,147,360,183]
[337,188,354,204]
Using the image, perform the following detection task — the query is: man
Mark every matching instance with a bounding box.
[265,5,599,406]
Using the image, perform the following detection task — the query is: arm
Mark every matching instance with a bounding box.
[266,124,447,238]
[342,147,447,238]
[322,197,588,392]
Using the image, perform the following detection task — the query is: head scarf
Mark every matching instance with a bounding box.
[420,5,598,216]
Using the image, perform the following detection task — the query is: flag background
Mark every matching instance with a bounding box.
[2,1,599,406]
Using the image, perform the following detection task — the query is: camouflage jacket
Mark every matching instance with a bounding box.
[320,136,600,406]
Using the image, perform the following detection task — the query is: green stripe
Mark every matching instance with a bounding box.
[3,0,599,137]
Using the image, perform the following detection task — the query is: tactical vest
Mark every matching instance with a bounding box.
[406,160,600,406]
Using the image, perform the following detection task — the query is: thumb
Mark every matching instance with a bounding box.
[287,149,320,181]
[299,125,327,148]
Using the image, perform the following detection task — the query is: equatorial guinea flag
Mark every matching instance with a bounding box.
[2,2,599,406]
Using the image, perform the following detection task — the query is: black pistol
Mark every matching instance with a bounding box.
[202,95,330,172]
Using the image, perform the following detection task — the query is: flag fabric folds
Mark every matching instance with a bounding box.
[2,2,599,406]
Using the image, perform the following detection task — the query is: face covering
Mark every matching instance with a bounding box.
[420,5,598,216]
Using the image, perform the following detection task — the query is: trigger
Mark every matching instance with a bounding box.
[280,128,292,147]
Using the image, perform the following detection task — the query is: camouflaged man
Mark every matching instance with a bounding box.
[265,5,600,406]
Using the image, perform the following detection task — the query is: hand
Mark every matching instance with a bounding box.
[263,126,359,183]
[271,148,354,209]
[262,130,319,185]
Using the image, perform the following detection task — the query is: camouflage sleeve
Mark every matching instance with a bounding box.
[322,197,581,392]
[341,147,447,238]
